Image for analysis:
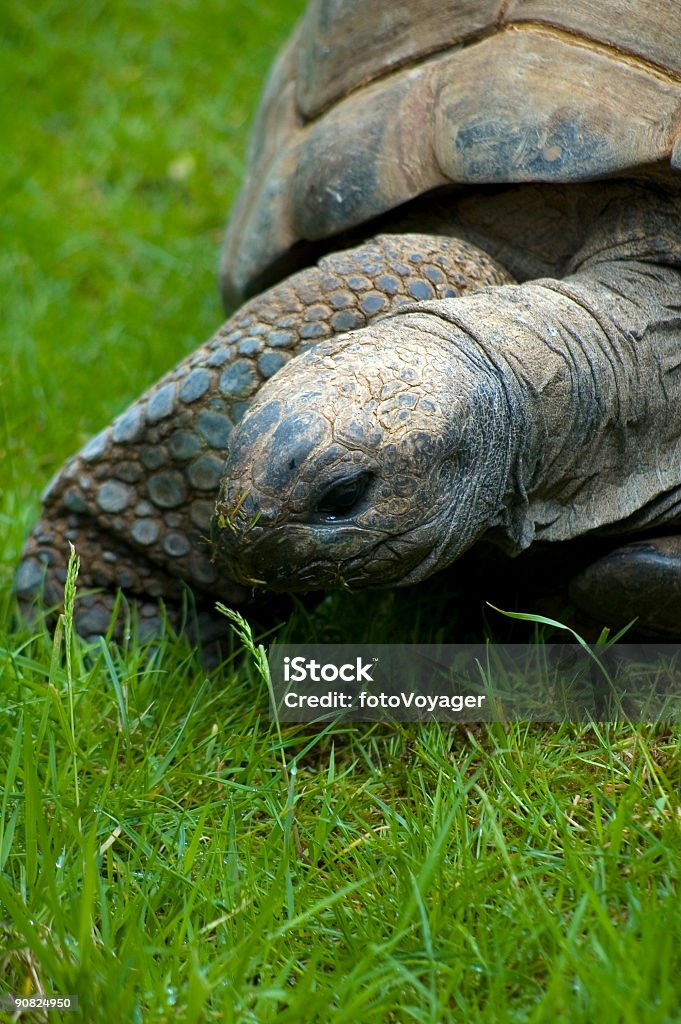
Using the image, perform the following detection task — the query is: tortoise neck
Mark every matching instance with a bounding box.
[450,265,681,555]
[390,190,681,558]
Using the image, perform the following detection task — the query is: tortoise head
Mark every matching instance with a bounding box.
[213,315,514,591]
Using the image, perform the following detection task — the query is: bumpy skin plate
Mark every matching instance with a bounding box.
[17,235,511,639]
[221,2,681,303]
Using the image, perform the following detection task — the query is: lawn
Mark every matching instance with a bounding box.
[2,2,681,1021]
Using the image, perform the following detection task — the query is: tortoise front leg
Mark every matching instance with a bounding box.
[16,234,510,638]
[570,535,681,637]
[16,511,193,641]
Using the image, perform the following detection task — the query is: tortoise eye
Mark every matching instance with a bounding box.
[315,472,374,520]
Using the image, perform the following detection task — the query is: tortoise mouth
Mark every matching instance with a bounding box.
[213,518,438,593]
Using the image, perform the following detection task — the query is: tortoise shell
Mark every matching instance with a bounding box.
[220,0,681,303]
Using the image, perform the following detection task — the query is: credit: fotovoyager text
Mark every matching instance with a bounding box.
[268,643,681,723]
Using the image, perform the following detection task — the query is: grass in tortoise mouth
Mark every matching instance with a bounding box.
[215,489,263,535]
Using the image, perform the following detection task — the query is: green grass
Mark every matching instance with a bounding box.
[2,3,681,1021]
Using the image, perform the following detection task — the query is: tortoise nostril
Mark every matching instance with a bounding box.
[314,471,375,521]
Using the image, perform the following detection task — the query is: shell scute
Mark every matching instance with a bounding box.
[296,0,501,119]
[435,29,681,184]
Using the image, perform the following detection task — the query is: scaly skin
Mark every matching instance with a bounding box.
[17,234,511,639]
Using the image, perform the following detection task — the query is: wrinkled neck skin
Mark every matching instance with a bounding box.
[215,191,681,590]
[447,191,681,553]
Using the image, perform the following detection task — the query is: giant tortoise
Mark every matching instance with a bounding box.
[16,0,681,638]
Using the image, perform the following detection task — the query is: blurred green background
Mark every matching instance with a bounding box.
[0,0,305,599]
